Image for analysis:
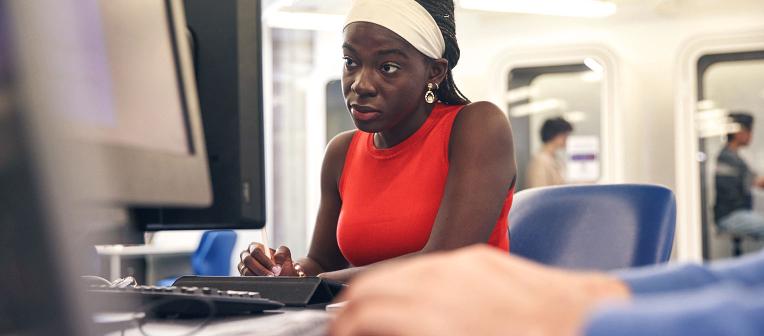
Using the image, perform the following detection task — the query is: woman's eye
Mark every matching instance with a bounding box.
[343,57,357,68]
[381,63,400,74]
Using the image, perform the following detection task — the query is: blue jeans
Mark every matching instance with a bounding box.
[718,210,764,237]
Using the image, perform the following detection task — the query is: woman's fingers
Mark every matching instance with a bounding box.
[242,249,275,276]
[238,261,255,276]
[248,242,265,255]
[239,242,293,276]
[273,246,293,276]
[273,245,292,265]
[281,258,297,276]
[250,246,276,269]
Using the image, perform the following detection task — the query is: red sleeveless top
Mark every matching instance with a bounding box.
[337,103,513,266]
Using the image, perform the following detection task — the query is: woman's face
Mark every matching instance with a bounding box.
[342,22,432,133]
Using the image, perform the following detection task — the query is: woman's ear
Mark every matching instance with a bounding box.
[428,58,449,85]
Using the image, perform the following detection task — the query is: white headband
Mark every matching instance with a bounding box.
[344,0,446,59]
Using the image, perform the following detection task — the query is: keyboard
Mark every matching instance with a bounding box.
[172,276,346,307]
[87,285,284,318]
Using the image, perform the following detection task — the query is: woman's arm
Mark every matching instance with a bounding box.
[288,131,354,275]
[295,131,355,276]
[238,131,353,277]
[243,103,515,283]
[422,101,516,250]
[319,101,516,282]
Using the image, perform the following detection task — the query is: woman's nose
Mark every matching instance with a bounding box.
[351,68,377,97]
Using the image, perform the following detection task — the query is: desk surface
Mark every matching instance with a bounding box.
[95,244,196,257]
[111,308,331,336]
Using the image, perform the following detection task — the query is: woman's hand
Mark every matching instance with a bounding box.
[238,243,299,276]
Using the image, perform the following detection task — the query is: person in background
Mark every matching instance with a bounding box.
[714,112,764,240]
[332,245,764,336]
[526,117,573,188]
[237,0,516,283]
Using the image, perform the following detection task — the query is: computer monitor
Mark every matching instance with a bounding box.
[133,0,267,231]
[1,1,141,334]
[2,0,257,333]
[74,0,213,208]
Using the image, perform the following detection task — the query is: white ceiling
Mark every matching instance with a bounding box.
[265,0,764,17]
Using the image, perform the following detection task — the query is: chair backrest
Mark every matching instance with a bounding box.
[191,230,238,276]
[509,184,676,271]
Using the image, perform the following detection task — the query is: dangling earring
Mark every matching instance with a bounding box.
[424,83,438,104]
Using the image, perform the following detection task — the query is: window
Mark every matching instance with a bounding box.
[508,63,603,190]
[269,29,315,256]
[697,51,764,259]
[325,79,354,142]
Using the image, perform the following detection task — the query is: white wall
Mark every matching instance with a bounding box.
[257,0,764,264]
[456,5,763,183]
[449,4,764,260]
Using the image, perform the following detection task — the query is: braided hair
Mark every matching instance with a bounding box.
[414,0,470,105]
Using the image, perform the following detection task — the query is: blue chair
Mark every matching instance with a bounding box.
[157,230,238,286]
[508,184,676,271]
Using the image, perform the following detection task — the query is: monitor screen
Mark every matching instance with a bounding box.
[68,0,212,207]
[73,0,191,156]
[133,0,267,230]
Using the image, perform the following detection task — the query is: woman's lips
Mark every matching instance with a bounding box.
[351,107,382,122]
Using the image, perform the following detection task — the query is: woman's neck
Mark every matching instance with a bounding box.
[374,103,435,149]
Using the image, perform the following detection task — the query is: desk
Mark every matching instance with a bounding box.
[96,244,196,281]
[110,308,331,336]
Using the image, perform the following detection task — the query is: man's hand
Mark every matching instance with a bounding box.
[331,245,630,336]
[755,176,764,189]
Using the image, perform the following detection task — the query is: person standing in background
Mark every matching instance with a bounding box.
[526,117,572,188]
[714,112,764,239]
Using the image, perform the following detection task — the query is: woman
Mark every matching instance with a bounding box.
[238,0,516,283]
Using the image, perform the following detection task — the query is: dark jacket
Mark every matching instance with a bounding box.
[714,146,754,221]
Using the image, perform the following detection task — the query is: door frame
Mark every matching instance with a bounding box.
[673,30,764,262]
[486,45,622,185]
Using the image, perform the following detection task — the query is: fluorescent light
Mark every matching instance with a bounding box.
[581,71,602,82]
[505,86,539,103]
[459,0,617,18]
[264,11,345,31]
[584,58,604,74]
[695,108,727,122]
[696,100,716,110]
[695,108,741,138]
[564,111,587,123]
[263,0,297,18]
[509,98,567,117]
[698,122,740,139]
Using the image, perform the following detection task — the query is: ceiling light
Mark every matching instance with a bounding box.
[581,71,602,82]
[264,11,344,31]
[564,111,587,123]
[584,58,604,74]
[696,100,716,111]
[509,98,567,117]
[459,0,617,18]
[505,86,539,103]
[698,122,740,139]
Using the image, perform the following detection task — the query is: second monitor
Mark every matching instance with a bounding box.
[133,0,266,230]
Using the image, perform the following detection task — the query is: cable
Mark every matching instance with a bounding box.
[111,276,138,288]
[81,275,113,286]
[81,275,138,288]
[132,296,215,336]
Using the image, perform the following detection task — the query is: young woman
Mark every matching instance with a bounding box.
[238,0,516,283]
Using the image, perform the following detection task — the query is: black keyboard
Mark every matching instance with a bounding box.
[173,276,346,307]
[87,285,284,317]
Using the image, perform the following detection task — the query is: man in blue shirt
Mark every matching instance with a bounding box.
[714,112,764,241]
[331,245,764,336]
